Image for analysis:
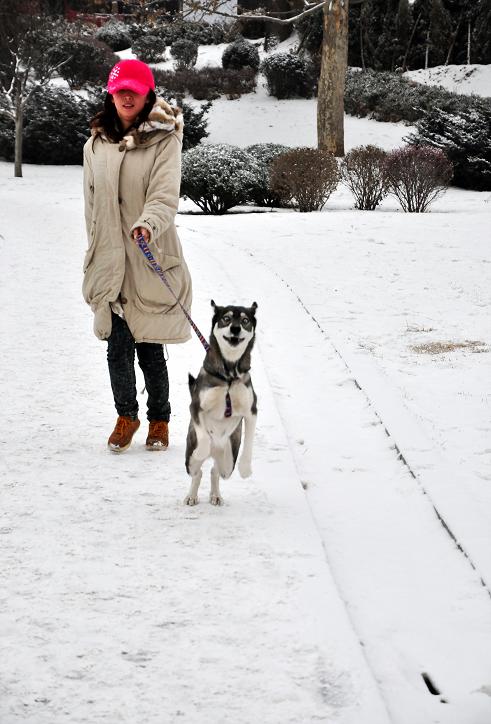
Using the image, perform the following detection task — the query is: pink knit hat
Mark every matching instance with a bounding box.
[107,59,155,96]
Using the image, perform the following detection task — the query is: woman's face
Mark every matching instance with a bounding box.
[112,89,148,129]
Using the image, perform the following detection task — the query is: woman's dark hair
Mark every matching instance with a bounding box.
[89,90,157,143]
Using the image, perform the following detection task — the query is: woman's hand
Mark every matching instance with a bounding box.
[132,226,150,243]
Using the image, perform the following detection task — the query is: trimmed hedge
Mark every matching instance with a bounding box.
[181,144,260,214]
[154,67,256,100]
[261,52,316,99]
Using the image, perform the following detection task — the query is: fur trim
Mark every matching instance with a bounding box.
[91,97,183,150]
[122,98,183,150]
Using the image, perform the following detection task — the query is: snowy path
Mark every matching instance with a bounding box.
[1,169,389,723]
[179,224,491,724]
[1,165,491,723]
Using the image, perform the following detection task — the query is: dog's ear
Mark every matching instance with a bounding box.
[211,299,216,309]
[188,373,196,391]
[250,302,258,314]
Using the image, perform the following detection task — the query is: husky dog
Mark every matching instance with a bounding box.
[184,300,258,506]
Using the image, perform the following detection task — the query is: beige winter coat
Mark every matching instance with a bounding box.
[82,98,192,344]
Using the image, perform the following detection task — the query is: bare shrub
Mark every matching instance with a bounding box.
[384,146,453,212]
[270,148,339,212]
[340,145,389,210]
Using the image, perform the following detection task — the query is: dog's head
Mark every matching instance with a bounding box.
[210,300,258,363]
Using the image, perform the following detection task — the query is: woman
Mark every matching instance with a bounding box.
[83,59,192,453]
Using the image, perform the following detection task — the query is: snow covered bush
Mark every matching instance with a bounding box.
[344,69,489,125]
[171,38,198,70]
[384,146,453,212]
[222,37,260,71]
[154,20,226,46]
[46,36,117,89]
[181,144,260,214]
[260,52,316,99]
[270,148,340,212]
[154,67,256,100]
[246,143,290,207]
[95,21,132,52]
[406,104,491,191]
[23,87,89,164]
[340,145,389,210]
[0,115,14,161]
[181,101,211,150]
[132,35,166,63]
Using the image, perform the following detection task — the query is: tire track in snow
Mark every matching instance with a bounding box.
[184,236,394,723]
[215,238,491,598]
[181,229,491,724]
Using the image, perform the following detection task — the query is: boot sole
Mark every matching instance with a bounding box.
[145,442,168,451]
[108,441,133,453]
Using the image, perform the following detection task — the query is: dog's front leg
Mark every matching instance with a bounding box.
[238,413,256,478]
[184,468,202,506]
[209,463,223,506]
[188,421,211,476]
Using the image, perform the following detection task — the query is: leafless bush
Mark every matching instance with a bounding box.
[384,145,453,212]
[340,145,389,210]
[270,148,339,212]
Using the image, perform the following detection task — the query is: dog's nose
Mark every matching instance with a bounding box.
[230,325,241,336]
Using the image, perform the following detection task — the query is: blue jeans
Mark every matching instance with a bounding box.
[106,312,170,422]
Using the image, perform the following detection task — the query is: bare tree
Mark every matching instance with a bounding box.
[146,0,364,156]
[0,8,70,177]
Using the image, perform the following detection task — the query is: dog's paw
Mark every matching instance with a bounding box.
[184,495,199,506]
[209,493,224,506]
[238,458,252,479]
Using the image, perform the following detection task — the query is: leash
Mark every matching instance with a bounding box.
[136,234,233,417]
[136,233,210,353]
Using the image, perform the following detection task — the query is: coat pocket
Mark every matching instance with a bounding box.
[134,253,183,314]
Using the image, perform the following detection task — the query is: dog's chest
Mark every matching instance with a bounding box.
[199,380,253,420]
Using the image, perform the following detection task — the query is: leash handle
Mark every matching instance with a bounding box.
[136,234,210,353]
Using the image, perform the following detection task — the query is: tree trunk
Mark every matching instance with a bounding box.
[467,18,471,65]
[14,78,23,178]
[317,0,349,156]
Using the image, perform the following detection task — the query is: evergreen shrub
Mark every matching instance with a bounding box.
[222,37,260,71]
[181,144,260,213]
[340,145,389,210]
[95,21,132,51]
[23,87,89,164]
[345,69,491,125]
[0,115,14,161]
[154,20,226,46]
[132,34,166,63]
[154,67,256,100]
[384,145,453,212]
[181,101,211,150]
[245,143,289,206]
[406,104,491,191]
[261,52,316,99]
[171,38,198,70]
[47,36,117,89]
[270,147,340,211]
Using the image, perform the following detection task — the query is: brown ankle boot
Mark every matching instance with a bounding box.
[146,420,169,450]
[108,416,140,452]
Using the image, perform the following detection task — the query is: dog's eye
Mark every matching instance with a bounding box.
[222,315,232,325]
[241,317,250,327]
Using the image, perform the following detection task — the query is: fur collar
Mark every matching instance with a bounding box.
[92,97,183,150]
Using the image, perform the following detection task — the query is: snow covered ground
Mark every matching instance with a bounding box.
[1,58,491,724]
[404,64,491,98]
